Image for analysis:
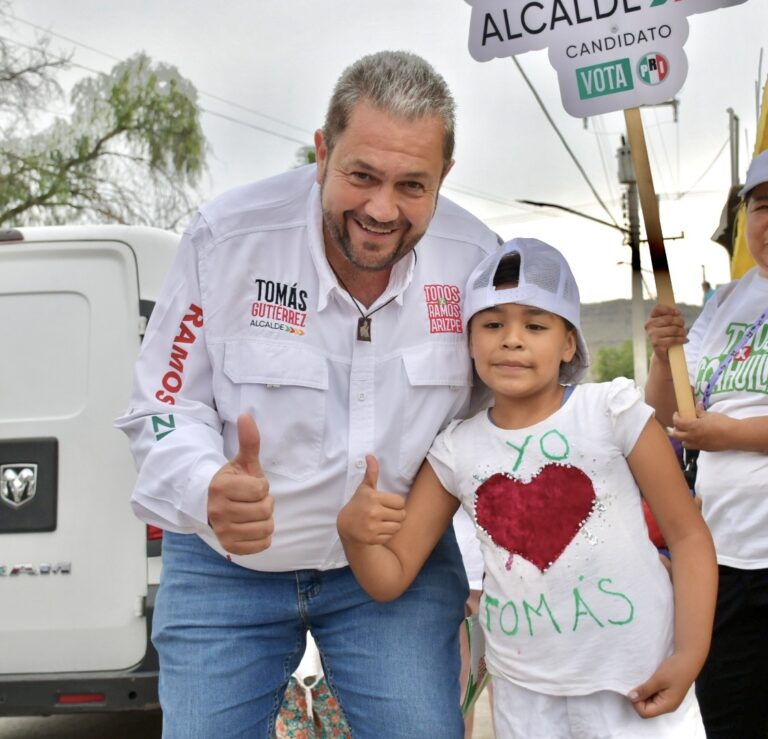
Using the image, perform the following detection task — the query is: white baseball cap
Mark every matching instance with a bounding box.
[738,149,768,199]
[463,238,590,384]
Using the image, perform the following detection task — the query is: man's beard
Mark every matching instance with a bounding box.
[322,207,423,272]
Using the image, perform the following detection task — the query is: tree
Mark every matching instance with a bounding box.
[0,5,207,229]
[294,144,316,166]
[0,6,66,129]
[593,340,652,382]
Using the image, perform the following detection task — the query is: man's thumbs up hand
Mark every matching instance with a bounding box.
[337,455,406,546]
[208,414,274,555]
[230,413,264,477]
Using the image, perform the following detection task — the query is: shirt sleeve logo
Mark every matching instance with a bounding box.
[155,304,203,406]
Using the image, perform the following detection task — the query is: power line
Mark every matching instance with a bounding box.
[1,33,314,148]
[4,13,628,222]
[652,106,676,193]
[675,136,729,200]
[518,199,628,234]
[511,56,622,231]
[591,117,619,208]
[7,11,314,137]
[441,181,531,212]
[1,22,533,212]
[202,109,309,146]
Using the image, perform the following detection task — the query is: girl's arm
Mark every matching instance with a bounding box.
[337,455,460,602]
[625,417,717,719]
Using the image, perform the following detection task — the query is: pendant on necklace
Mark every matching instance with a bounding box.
[357,317,372,342]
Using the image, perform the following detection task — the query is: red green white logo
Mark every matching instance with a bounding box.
[637,53,669,85]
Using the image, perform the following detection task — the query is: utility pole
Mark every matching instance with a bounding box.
[617,137,648,387]
[727,107,740,187]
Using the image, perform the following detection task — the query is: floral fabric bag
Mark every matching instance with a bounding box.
[274,637,349,739]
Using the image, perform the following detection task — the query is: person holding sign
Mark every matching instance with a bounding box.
[645,149,768,739]
[116,50,501,738]
[339,238,716,737]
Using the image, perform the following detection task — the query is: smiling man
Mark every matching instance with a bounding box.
[116,50,500,738]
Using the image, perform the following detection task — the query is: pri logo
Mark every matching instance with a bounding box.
[1,464,38,509]
[638,52,670,85]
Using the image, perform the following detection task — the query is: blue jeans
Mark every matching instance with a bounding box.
[153,529,468,738]
[695,565,768,739]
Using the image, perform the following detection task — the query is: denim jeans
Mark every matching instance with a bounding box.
[695,565,768,739]
[153,528,468,738]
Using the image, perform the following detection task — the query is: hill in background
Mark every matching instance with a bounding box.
[581,299,704,362]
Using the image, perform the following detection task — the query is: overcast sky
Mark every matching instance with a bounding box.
[7,0,767,305]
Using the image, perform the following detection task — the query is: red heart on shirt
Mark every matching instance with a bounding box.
[474,464,596,572]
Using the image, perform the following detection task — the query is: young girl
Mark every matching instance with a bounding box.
[337,238,717,738]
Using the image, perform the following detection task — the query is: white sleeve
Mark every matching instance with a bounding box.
[114,214,226,534]
[426,420,461,499]
[606,377,655,456]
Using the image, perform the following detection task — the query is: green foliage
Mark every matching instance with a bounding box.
[593,340,644,382]
[0,12,207,229]
[294,144,316,166]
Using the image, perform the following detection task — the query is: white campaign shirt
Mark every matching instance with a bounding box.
[115,165,500,571]
[428,380,674,696]
[685,268,768,568]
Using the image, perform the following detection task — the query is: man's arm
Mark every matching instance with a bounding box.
[115,214,239,537]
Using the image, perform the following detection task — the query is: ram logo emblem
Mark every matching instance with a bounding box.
[1,464,38,509]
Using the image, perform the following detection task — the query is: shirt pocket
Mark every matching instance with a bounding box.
[222,341,328,481]
[397,343,473,484]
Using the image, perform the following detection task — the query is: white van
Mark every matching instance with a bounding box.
[0,225,178,715]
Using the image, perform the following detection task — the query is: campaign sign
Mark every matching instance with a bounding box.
[465,0,748,117]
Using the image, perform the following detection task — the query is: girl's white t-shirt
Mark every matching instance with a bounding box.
[429,379,674,696]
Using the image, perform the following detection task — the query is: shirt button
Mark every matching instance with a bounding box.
[355,459,365,469]
[357,393,365,401]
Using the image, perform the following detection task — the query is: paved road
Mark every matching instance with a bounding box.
[0,711,161,738]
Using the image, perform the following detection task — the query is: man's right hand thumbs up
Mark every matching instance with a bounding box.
[337,454,406,546]
[208,414,274,555]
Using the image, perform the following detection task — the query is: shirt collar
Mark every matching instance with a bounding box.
[307,180,416,312]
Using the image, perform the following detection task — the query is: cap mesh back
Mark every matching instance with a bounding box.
[472,258,499,290]
[562,274,579,306]
[522,249,561,293]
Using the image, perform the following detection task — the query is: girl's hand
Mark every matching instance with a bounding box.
[627,653,697,719]
[670,404,734,452]
[644,304,687,361]
[337,455,406,546]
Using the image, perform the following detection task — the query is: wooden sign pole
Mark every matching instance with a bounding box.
[623,107,696,420]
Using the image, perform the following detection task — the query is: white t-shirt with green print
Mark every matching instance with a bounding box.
[429,379,674,695]
[686,268,768,569]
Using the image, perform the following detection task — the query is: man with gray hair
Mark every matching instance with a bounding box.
[117,50,499,737]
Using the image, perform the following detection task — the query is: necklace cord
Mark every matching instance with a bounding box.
[327,263,397,321]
